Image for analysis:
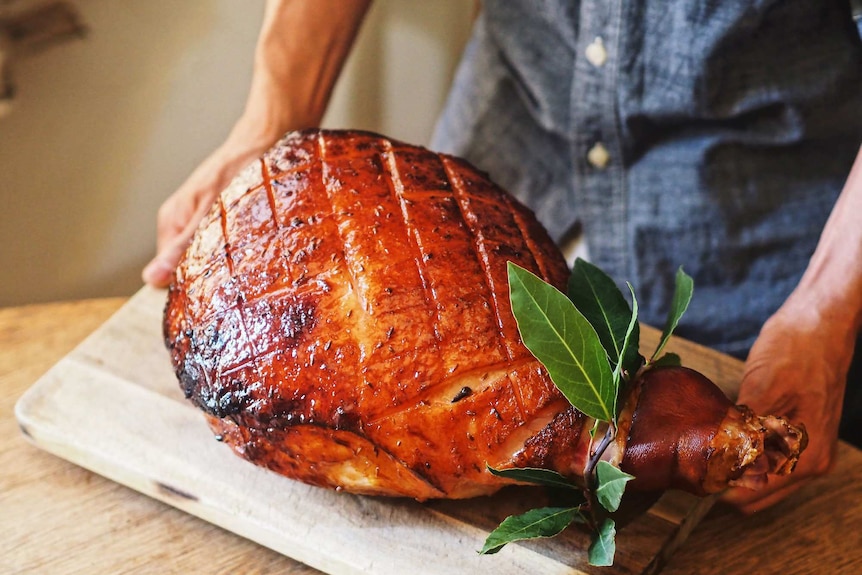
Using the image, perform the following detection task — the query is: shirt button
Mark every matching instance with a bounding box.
[585,37,607,67]
[587,142,611,169]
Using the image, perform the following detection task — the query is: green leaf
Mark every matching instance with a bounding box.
[480,507,582,555]
[487,465,581,491]
[651,352,681,368]
[595,461,635,513]
[508,262,616,422]
[651,267,694,361]
[610,283,639,416]
[588,518,617,567]
[567,259,641,377]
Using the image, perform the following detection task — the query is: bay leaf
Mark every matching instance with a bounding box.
[487,465,581,491]
[588,518,617,566]
[652,266,693,360]
[567,258,641,377]
[595,461,634,513]
[508,262,616,422]
[651,352,681,368]
[480,506,582,555]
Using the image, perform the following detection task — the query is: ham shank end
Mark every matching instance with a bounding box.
[618,366,807,496]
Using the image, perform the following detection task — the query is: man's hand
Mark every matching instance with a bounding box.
[141,0,372,287]
[722,294,853,513]
[141,137,265,287]
[723,147,862,513]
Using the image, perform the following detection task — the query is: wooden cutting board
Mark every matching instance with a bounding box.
[15,286,745,575]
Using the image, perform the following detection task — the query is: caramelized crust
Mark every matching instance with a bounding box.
[164,130,571,499]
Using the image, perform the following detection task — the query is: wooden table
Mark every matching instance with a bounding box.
[2,298,860,574]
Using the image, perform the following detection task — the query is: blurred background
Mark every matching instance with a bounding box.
[0,0,474,307]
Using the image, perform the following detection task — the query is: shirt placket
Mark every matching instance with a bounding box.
[570,0,627,280]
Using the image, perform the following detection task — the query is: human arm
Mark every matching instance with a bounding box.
[723,145,862,513]
[142,0,372,287]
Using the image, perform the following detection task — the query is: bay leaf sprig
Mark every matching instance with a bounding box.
[479,259,693,566]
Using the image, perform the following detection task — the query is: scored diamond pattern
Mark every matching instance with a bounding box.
[165,130,573,498]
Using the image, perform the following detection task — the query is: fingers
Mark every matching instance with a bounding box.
[145,172,223,287]
[721,476,809,514]
[142,220,199,287]
[141,256,176,288]
[143,125,276,288]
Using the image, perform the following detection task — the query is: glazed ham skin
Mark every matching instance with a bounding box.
[163,129,806,501]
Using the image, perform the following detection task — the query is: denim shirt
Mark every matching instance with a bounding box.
[432,0,862,357]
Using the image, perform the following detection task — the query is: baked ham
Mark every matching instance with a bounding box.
[163,129,806,500]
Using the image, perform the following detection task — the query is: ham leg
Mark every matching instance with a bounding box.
[164,129,807,501]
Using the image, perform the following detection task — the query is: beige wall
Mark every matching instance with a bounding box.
[0,0,473,306]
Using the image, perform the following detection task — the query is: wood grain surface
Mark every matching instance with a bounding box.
[3,292,861,574]
[1,298,314,575]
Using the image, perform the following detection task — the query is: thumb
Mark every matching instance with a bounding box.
[142,225,197,287]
